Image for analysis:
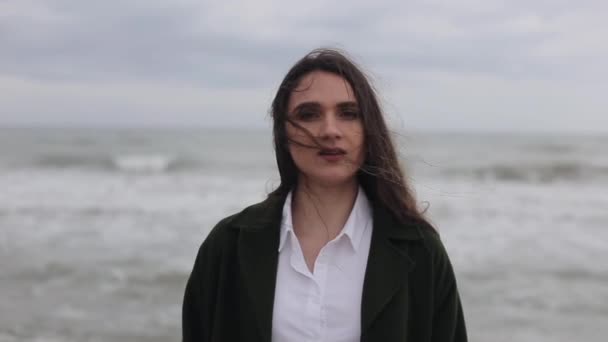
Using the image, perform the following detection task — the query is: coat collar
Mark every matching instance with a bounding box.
[233,191,424,341]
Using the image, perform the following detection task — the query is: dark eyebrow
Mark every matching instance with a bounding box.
[292,101,359,113]
[336,101,359,109]
[291,102,322,113]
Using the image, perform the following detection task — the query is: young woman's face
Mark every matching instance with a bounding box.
[286,71,365,187]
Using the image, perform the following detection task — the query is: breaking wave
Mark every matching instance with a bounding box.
[28,154,204,173]
[442,161,608,183]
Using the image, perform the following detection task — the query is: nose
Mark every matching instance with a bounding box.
[318,112,342,140]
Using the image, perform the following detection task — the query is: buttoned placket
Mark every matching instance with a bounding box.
[289,231,347,342]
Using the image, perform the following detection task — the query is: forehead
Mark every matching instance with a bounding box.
[288,71,356,111]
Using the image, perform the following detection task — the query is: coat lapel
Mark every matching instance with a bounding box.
[235,193,285,342]
[361,203,423,334]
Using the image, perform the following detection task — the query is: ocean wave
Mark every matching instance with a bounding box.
[112,154,175,173]
[27,153,205,173]
[35,154,112,170]
[442,161,608,183]
[525,143,575,154]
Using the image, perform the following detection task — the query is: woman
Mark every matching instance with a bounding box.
[182,48,467,342]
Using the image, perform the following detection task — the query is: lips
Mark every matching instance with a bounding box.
[318,148,346,156]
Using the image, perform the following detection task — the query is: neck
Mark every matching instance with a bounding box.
[291,177,359,241]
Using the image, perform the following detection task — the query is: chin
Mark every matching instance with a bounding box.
[303,171,358,188]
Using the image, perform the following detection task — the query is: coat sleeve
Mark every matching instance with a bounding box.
[429,233,468,342]
[182,259,204,342]
[182,222,225,342]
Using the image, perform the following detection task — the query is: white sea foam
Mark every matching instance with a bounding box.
[112,154,175,173]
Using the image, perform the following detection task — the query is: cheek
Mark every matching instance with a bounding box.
[287,139,314,167]
[354,145,366,168]
[349,127,366,158]
[286,125,315,145]
[286,127,317,160]
[287,143,300,161]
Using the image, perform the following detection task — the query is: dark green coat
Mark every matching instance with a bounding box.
[182,192,467,342]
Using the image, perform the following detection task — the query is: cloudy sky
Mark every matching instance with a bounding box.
[1,0,607,132]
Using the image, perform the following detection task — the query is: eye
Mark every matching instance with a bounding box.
[340,108,360,120]
[294,109,320,121]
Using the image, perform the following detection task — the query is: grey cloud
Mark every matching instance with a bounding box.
[3,0,606,87]
[0,1,306,87]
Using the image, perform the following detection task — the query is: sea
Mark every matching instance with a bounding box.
[0,127,606,342]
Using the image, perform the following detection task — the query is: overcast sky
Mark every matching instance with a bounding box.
[1,0,607,132]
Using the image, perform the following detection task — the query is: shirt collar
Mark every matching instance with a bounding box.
[278,186,372,252]
[278,191,295,252]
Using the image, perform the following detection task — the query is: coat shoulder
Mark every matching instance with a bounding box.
[415,220,450,261]
[199,194,283,248]
[199,211,240,249]
[415,220,462,302]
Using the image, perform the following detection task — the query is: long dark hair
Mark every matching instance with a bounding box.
[269,48,429,227]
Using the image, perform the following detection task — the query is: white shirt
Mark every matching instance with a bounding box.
[271,187,373,342]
